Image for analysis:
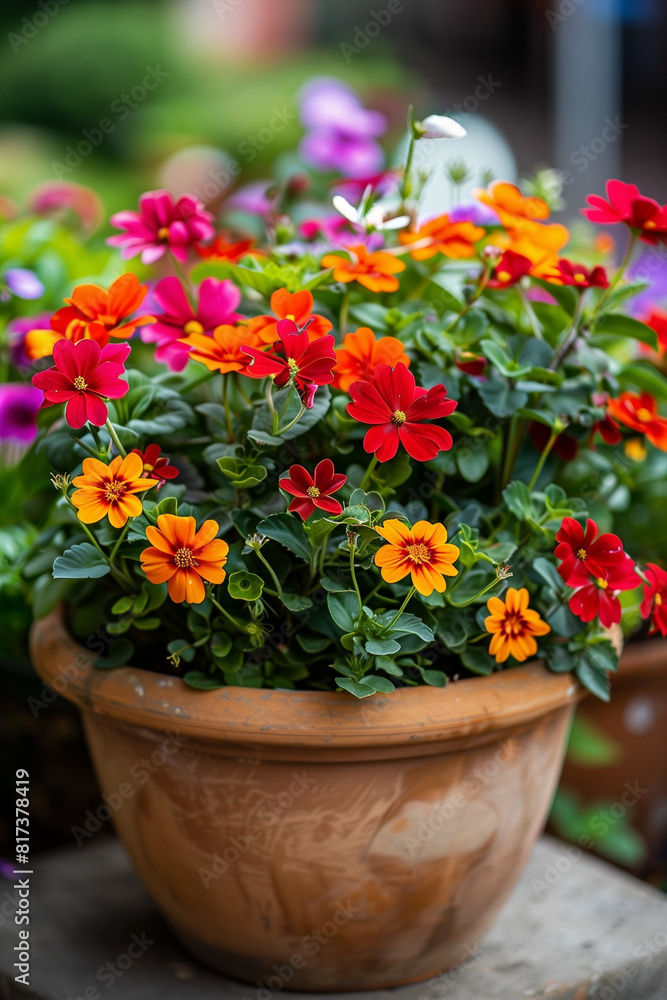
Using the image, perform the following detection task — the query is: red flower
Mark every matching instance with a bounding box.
[567,571,635,629]
[279,460,347,521]
[31,339,130,428]
[455,352,487,376]
[555,517,632,588]
[589,392,622,447]
[246,287,333,344]
[643,306,667,355]
[607,392,667,451]
[487,250,533,288]
[640,563,667,636]
[582,180,667,244]
[552,259,609,289]
[131,444,179,487]
[347,362,457,463]
[241,320,336,408]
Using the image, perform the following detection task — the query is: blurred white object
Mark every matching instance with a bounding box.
[417,115,468,140]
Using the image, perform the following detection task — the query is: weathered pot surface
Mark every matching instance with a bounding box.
[31,607,582,991]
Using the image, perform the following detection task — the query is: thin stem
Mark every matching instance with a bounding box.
[527,428,559,492]
[348,533,364,621]
[277,403,306,437]
[379,586,416,633]
[234,372,251,405]
[182,369,216,393]
[108,522,131,565]
[517,286,543,340]
[265,379,278,434]
[105,419,127,458]
[358,454,378,492]
[210,596,248,634]
[549,292,586,371]
[222,376,233,442]
[447,575,503,609]
[443,265,491,334]
[252,545,283,598]
[339,289,350,337]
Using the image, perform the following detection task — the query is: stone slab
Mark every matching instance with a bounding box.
[1,835,666,1000]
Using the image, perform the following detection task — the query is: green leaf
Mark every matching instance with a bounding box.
[111,595,134,615]
[190,260,277,297]
[228,571,264,601]
[133,616,161,631]
[365,637,401,656]
[566,715,622,766]
[211,632,233,660]
[460,645,495,675]
[282,593,313,612]
[167,639,196,663]
[53,543,110,580]
[255,513,311,562]
[456,445,489,483]
[414,665,448,687]
[478,379,528,418]
[379,612,434,642]
[217,457,267,489]
[502,481,534,520]
[183,671,225,690]
[327,591,360,632]
[594,313,658,350]
[618,361,667,401]
[359,674,396,693]
[336,677,378,698]
[94,638,134,669]
[296,634,331,653]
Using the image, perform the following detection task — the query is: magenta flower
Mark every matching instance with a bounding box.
[142,276,243,371]
[0,384,43,444]
[32,340,130,428]
[108,190,215,264]
[298,78,387,179]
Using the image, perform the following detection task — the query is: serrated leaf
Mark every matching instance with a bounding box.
[53,543,110,580]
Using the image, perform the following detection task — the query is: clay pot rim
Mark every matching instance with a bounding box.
[30,605,582,750]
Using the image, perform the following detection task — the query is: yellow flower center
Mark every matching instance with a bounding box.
[597,577,608,590]
[286,313,296,321]
[496,270,511,282]
[174,547,197,569]
[406,542,431,565]
[104,480,126,502]
[576,548,587,559]
[391,409,407,426]
[637,407,653,422]
[574,272,586,282]
[655,593,663,606]
[157,227,171,240]
[73,376,88,391]
[645,220,656,229]
[306,486,320,498]
[184,320,204,335]
[287,358,299,374]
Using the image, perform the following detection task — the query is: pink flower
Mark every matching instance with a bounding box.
[28,181,103,234]
[108,190,215,264]
[143,276,242,371]
[32,340,130,428]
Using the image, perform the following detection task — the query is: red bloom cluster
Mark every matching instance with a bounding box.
[347,362,457,462]
[553,259,609,289]
[131,444,179,488]
[640,564,667,636]
[582,180,667,245]
[486,250,532,289]
[241,319,336,408]
[555,517,640,627]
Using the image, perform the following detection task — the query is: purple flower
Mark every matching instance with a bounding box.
[142,276,242,371]
[0,384,42,444]
[7,313,52,370]
[298,78,387,179]
[227,181,278,218]
[108,190,215,264]
[449,201,499,226]
[2,269,44,301]
[628,246,667,317]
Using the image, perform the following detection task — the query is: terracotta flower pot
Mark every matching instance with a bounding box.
[31,608,581,991]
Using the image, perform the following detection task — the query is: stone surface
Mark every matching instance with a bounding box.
[1,835,666,1000]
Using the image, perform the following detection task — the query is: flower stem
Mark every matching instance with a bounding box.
[443,264,490,334]
[108,522,131,565]
[251,545,283,598]
[348,533,364,620]
[379,586,416,633]
[277,403,306,437]
[339,289,350,337]
[447,576,503,608]
[527,428,559,492]
[210,595,249,634]
[266,379,278,434]
[222,375,233,442]
[105,419,127,458]
[517,286,543,339]
[358,454,378,492]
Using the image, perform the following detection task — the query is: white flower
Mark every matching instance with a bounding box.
[417,115,467,140]
[332,186,410,233]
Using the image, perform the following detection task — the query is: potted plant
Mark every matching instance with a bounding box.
[22,87,667,988]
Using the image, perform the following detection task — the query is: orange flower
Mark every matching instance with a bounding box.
[140,513,229,604]
[607,392,667,451]
[398,214,484,261]
[474,180,551,228]
[180,324,261,373]
[333,327,410,392]
[484,587,550,663]
[247,287,333,344]
[374,519,459,597]
[495,222,570,279]
[195,232,262,262]
[71,453,155,528]
[321,245,405,293]
[25,273,154,360]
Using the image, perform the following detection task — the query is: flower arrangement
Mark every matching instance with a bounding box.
[16,94,667,700]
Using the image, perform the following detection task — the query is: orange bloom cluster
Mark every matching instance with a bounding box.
[71,453,155,528]
[26,273,154,360]
[484,587,550,663]
[181,323,262,374]
[399,214,484,261]
[140,514,229,604]
[321,245,405,293]
[245,288,332,344]
[374,519,459,597]
[475,181,570,279]
[333,327,410,392]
